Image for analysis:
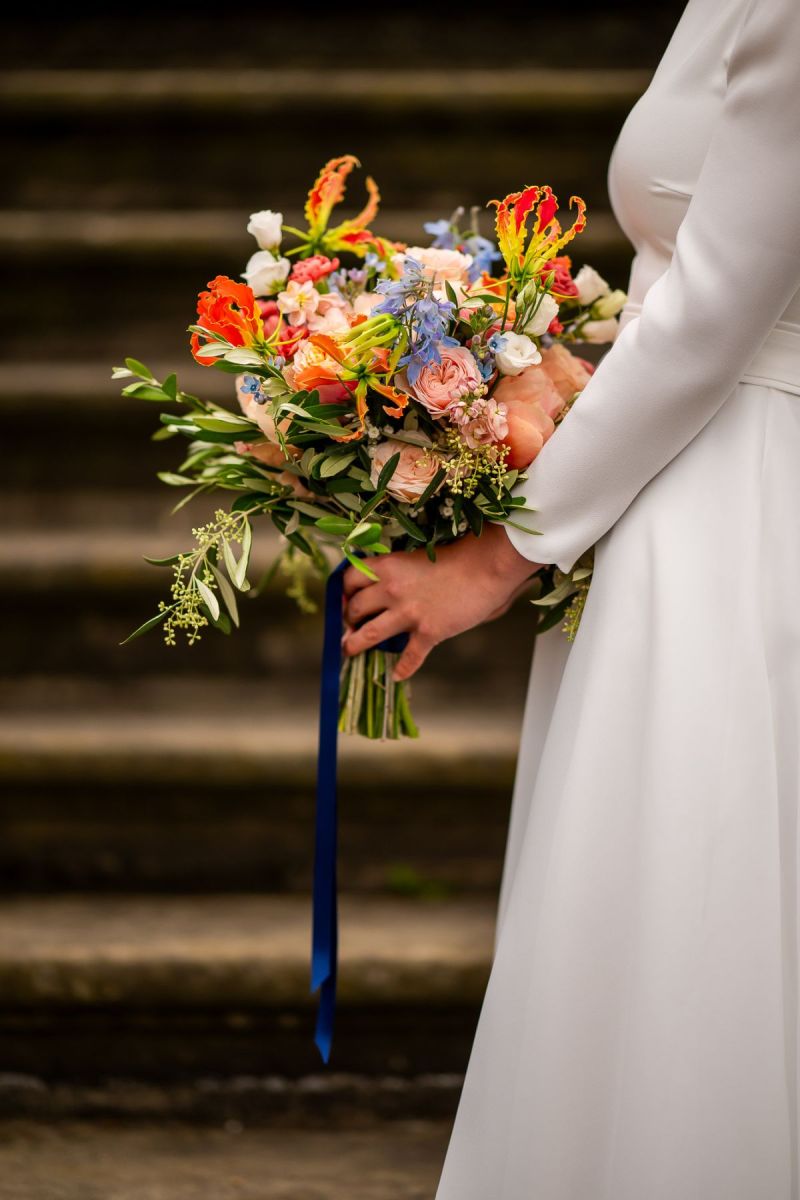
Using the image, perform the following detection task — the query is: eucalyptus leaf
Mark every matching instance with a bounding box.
[315,516,354,536]
[157,472,195,486]
[342,547,379,580]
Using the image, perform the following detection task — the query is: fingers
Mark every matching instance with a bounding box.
[393,632,434,682]
[342,562,379,598]
[345,584,388,628]
[342,609,410,658]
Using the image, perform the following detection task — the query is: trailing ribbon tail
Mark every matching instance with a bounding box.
[311,557,409,1064]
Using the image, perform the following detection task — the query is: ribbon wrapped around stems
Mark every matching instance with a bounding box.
[311,558,408,1063]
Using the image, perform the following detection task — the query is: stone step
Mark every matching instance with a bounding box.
[2,7,685,71]
[0,515,541,683]
[0,689,524,892]
[0,1117,452,1198]
[0,893,496,1079]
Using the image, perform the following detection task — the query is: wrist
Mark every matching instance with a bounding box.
[480,521,544,587]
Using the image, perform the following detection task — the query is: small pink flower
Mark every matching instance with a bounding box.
[450,396,509,448]
[369,439,442,503]
[306,291,351,335]
[289,255,340,285]
[411,346,483,418]
[276,280,320,327]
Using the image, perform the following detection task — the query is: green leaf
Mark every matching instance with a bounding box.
[124,357,154,380]
[444,279,459,309]
[162,373,178,400]
[288,500,330,520]
[157,472,195,486]
[151,426,177,442]
[211,563,240,627]
[193,415,253,433]
[238,519,253,588]
[348,521,382,547]
[195,577,220,620]
[376,451,401,493]
[119,608,170,645]
[142,553,182,566]
[416,467,447,507]
[122,382,170,402]
[389,503,427,543]
[315,515,354,536]
[342,547,379,580]
[319,453,356,479]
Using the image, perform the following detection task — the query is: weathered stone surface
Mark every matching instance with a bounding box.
[0,894,496,1008]
[0,1118,452,1200]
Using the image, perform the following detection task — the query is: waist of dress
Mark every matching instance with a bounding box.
[617,302,800,397]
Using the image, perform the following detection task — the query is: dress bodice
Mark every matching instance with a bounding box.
[609,0,800,333]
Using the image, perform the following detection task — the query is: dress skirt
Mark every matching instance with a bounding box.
[435,377,800,1199]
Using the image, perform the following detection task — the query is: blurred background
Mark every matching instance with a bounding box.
[1,4,684,1194]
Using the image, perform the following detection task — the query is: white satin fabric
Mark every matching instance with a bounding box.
[435,0,800,1195]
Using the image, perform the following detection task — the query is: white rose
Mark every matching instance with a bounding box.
[521,291,560,337]
[580,317,620,344]
[242,250,291,297]
[494,331,542,376]
[247,210,284,251]
[591,289,628,320]
[574,264,611,306]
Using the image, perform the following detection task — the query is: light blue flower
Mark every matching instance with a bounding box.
[424,218,457,250]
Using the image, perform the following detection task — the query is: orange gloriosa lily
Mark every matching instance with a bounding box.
[190,275,265,366]
[302,328,409,443]
[488,185,587,286]
[302,155,405,265]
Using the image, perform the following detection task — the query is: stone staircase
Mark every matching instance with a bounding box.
[0,5,682,1193]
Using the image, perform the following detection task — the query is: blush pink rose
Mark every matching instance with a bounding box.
[539,343,593,402]
[306,291,351,335]
[369,439,441,503]
[411,346,483,417]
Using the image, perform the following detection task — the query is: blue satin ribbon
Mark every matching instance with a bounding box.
[311,557,408,1064]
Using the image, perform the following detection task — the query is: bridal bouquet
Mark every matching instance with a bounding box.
[115,155,626,739]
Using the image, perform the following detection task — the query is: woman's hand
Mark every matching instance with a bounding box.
[342,522,543,682]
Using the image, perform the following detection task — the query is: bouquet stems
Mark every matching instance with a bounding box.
[338,649,419,739]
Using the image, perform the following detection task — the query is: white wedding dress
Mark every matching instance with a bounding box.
[435,0,800,1195]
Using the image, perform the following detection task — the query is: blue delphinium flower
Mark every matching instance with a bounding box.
[372,255,426,317]
[364,251,386,272]
[423,218,457,250]
[464,235,503,283]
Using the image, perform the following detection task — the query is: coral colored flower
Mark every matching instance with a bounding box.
[500,399,557,469]
[493,364,565,422]
[284,337,354,405]
[256,299,281,340]
[539,255,579,298]
[289,255,341,285]
[548,316,564,336]
[539,343,594,400]
[191,275,265,367]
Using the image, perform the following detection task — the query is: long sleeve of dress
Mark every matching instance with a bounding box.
[503,0,800,575]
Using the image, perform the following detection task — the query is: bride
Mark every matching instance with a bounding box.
[342,0,800,1193]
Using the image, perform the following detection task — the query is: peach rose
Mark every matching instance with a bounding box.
[410,346,483,417]
[369,439,441,503]
[492,364,565,422]
[499,399,557,470]
[306,291,350,335]
[539,343,593,402]
[394,246,474,286]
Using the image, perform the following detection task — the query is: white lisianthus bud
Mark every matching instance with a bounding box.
[242,250,291,297]
[591,289,628,320]
[521,291,560,337]
[580,317,621,344]
[494,331,542,376]
[574,264,611,306]
[247,210,284,251]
